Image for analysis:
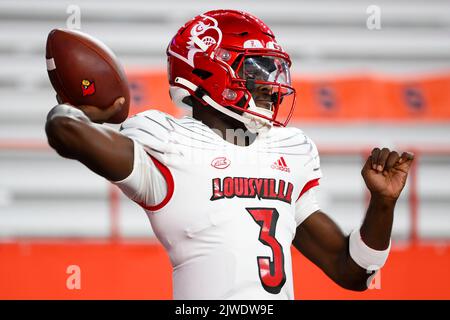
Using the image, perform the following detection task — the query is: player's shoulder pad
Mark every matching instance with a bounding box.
[289,127,321,179]
[119,109,176,154]
[120,109,173,131]
[266,126,318,154]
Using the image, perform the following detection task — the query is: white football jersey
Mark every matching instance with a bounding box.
[114,109,322,300]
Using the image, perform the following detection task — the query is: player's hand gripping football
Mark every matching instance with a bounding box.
[361,148,414,201]
[56,94,125,124]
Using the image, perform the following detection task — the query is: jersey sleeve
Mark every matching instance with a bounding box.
[112,109,181,210]
[118,110,175,164]
[294,188,320,226]
[112,139,167,209]
[116,109,204,211]
[294,135,322,226]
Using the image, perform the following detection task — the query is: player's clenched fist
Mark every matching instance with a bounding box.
[361,148,414,201]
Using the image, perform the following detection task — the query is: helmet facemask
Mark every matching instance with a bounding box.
[230,52,295,133]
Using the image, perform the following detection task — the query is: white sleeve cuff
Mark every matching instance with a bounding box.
[349,228,391,271]
[295,188,320,226]
[112,139,167,207]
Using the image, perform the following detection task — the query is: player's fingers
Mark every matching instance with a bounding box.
[78,97,123,112]
[362,155,372,172]
[76,104,92,114]
[397,152,415,166]
[79,97,124,120]
[393,152,415,173]
[375,147,390,172]
[103,97,125,117]
[371,148,380,170]
[384,150,400,171]
[113,96,125,108]
[399,151,414,161]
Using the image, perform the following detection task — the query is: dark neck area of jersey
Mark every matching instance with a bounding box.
[192,101,257,147]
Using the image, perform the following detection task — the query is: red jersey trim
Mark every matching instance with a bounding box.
[296,178,320,202]
[138,154,174,212]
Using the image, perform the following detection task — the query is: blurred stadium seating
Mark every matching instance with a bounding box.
[0,0,449,299]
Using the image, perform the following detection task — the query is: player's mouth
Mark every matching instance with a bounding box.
[254,99,274,111]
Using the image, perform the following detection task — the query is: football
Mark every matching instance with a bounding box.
[45,28,130,123]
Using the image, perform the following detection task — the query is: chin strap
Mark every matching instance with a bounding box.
[174,77,273,134]
[242,100,273,134]
[175,77,250,124]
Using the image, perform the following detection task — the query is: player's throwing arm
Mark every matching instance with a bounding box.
[45,98,134,182]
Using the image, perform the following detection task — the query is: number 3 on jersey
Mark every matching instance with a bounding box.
[246,208,286,294]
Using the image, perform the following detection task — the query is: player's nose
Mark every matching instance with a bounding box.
[251,84,275,110]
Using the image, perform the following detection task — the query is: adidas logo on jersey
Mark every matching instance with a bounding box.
[271,157,290,173]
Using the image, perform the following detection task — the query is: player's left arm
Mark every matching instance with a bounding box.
[293,148,414,291]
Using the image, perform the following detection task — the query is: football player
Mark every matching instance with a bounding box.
[45,10,414,299]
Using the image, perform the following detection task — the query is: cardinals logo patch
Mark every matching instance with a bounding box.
[81,79,96,96]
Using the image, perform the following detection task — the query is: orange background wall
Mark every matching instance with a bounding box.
[0,242,448,299]
[126,70,450,122]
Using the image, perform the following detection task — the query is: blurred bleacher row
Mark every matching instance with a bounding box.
[0,0,449,241]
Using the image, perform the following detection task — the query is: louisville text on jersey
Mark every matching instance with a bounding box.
[210,177,293,204]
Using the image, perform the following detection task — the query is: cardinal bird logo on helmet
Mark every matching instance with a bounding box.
[168,15,222,68]
[81,79,96,96]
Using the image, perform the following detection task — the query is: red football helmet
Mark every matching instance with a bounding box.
[167,9,296,132]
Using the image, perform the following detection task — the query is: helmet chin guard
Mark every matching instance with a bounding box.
[242,100,273,134]
[169,86,192,110]
[167,9,296,132]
